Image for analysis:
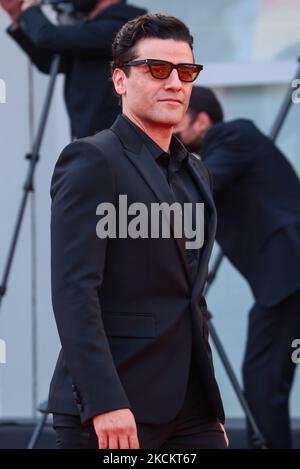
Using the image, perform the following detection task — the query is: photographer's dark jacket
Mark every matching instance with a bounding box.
[7,3,146,138]
[202,119,300,307]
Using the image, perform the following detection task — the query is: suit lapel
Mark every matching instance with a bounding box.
[123,144,195,288]
[110,115,217,296]
[187,156,217,301]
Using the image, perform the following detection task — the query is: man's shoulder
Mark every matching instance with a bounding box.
[52,129,122,180]
[203,118,266,155]
[61,128,121,161]
[210,119,265,143]
[51,130,120,198]
[78,128,121,153]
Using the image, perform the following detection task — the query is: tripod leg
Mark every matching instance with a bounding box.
[27,411,49,449]
[208,315,267,449]
[0,54,61,310]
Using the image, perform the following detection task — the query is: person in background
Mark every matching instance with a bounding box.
[176,85,300,449]
[0,0,147,138]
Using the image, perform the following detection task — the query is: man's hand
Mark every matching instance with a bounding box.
[0,0,23,22]
[92,408,140,449]
[21,0,39,12]
[220,423,229,448]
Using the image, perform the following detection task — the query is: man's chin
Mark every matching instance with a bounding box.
[157,113,185,128]
[151,104,184,124]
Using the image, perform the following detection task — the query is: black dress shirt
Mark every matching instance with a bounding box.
[121,114,209,284]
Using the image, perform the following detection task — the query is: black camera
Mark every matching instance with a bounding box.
[40,0,98,14]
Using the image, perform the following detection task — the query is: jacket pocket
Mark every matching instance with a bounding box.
[102,312,156,338]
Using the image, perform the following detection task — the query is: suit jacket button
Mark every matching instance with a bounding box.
[72,389,81,404]
[77,403,84,412]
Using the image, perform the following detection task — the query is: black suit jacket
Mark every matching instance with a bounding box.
[202,119,300,307]
[7,4,146,138]
[47,115,225,425]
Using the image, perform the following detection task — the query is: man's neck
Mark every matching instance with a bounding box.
[123,111,173,154]
[88,0,120,19]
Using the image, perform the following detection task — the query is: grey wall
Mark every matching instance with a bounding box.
[0,0,299,421]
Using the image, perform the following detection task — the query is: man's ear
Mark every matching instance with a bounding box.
[112,68,126,98]
[196,112,212,134]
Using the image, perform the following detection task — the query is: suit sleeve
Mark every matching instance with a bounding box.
[17,6,124,56]
[7,24,65,74]
[50,140,132,424]
[202,129,254,195]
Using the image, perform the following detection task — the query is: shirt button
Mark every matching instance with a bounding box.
[187,250,197,263]
[77,403,84,413]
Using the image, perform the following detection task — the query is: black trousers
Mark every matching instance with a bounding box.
[242,288,300,449]
[53,354,227,449]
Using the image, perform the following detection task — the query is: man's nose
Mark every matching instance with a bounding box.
[164,68,182,90]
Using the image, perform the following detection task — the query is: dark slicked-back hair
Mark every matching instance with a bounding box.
[188,86,224,123]
[111,13,194,75]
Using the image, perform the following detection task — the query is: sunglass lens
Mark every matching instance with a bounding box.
[149,61,172,79]
[178,65,200,82]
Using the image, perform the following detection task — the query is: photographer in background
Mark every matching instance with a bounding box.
[0,0,146,138]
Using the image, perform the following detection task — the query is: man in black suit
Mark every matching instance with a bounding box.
[1,0,146,138]
[47,15,228,449]
[177,86,300,448]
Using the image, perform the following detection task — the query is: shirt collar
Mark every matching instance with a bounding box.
[120,114,189,169]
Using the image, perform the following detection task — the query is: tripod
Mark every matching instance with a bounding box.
[203,256,268,449]
[0,54,61,310]
[0,54,61,446]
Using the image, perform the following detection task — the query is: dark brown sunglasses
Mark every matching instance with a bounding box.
[122,59,203,82]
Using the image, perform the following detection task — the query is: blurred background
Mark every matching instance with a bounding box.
[0,0,299,442]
